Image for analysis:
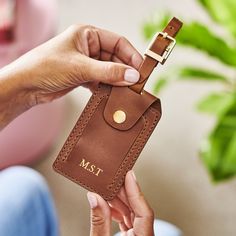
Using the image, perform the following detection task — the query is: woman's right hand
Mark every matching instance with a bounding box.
[87,170,155,236]
[0,24,142,130]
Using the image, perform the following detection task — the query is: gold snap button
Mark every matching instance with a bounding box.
[113,110,126,124]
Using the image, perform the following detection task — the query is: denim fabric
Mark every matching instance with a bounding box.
[0,166,59,236]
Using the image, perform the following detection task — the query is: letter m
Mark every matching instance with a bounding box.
[79,159,90,169]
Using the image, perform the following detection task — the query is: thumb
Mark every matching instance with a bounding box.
[87,192,111,236]
[125,171,154,236]
[81,56,140,86]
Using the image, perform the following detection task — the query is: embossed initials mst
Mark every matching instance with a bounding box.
[79,158,104,176]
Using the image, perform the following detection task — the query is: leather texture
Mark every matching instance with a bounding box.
[53,17,183,200]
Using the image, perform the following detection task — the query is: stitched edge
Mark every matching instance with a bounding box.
[54,87,161,200]
[57,85,108,162]
[106,105,161,198]
[107,115,149,191]
[53,85,113,200]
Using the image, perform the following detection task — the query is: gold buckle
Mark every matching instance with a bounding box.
[144,31,176,64]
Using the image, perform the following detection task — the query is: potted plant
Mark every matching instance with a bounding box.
[143,0,236,181]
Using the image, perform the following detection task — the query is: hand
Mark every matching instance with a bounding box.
[0,25,142,130]
[87,171,154,236]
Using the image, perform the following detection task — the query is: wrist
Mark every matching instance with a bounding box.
[0,65,34,130]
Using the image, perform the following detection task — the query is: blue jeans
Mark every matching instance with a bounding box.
[0,166,59,236]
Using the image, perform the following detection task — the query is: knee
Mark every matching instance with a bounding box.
[0,168,58,235]
[0,166,50,213]
[1,166,47,192]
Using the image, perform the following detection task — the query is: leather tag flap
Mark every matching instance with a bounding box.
[103,86,159,131]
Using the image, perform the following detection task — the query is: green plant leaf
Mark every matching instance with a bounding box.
[200,101,236,181]
[197,92,234,116]
[143,14,170,40]
[153,77,169,94]
[179,67,229,82]
[221,132,236,175]
[198,0,236,38]
[173,22,236,67]
[143,16,236,67]
[200,131,226,180]
[152,67,230,95]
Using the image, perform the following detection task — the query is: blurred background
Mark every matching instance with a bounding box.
[1,0,236,235]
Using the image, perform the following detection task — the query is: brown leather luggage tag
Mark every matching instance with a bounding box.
[53,17,183,200]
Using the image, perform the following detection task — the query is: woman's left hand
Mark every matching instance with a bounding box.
[87,171,155,236]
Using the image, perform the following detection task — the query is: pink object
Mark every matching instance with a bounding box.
[0,100,65,169]
[0,0,66,168]
[0,0,58,66]
[0,0,16,43]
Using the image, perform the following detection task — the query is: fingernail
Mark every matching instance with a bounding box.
[87,192,98,209]
[130,170,137,182]
[124,69,140,83]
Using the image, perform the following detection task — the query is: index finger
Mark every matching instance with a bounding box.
[96,28,143,69]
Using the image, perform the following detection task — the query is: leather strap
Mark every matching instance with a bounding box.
[129,17,183,94]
